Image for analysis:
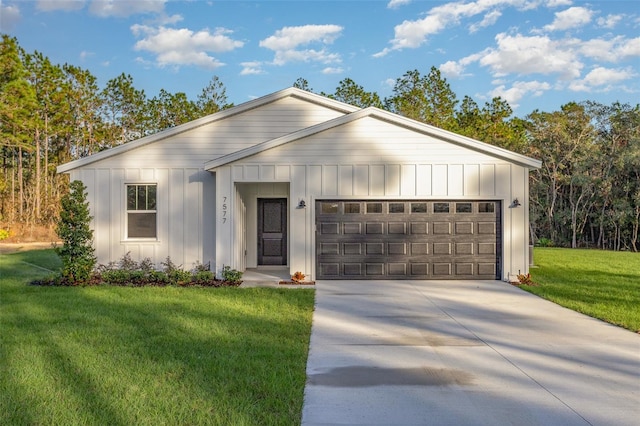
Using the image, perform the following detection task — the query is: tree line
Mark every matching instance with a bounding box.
[2,35,638,251]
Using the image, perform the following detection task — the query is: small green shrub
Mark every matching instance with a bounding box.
[536,237,554,247]
[0,229,9,241]
[221,266,243,284]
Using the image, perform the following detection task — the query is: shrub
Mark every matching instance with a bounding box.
[221,266,243,285]
[55,180,96,283]
[0,229,9,241]
[536,237,554,247]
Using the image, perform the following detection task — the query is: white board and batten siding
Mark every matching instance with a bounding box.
[61,91,354,270]
[215,114,535,281]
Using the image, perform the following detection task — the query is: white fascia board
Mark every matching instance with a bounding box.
[205,107,542,171]
[57,87,359,174]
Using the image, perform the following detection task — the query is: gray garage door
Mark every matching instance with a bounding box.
[316,200,501,280]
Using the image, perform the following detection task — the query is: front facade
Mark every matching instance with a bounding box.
[58,88,541,282]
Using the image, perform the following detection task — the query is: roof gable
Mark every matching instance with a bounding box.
[57,87,359,173]
[205,107,542,170]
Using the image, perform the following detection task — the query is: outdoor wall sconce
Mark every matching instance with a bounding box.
[510,198,522,208]
[298,199,306,209]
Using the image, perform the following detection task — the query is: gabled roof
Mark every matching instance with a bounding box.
[57,87,360,173]
[204,107,542,170]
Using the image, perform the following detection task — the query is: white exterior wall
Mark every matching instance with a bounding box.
[67,96,348,270]
[215,116,532,281]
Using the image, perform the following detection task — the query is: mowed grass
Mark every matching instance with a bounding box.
[526,248,640,333]
[0,250,315,425]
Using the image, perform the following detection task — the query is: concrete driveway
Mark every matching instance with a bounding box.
[301,280,640,426]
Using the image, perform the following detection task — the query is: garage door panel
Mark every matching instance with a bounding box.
[455,222,474,234]
[366,243,384,255]
[410,222,428,234]
[365,263,384,276]
[320,223,339,234]
[316,200,500,280]
[433,263,452,276]
[433,222,451,234]
[343,223,361,234]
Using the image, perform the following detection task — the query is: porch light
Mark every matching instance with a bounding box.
[510,198,521,208]
[298,199,306,209]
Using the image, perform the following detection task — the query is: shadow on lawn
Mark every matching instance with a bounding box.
[1,279,312,425]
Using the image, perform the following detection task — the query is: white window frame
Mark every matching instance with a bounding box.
[125,182,158,240]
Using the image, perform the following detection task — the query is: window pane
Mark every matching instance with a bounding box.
[411,203,427,213]
[137,185,147,210]
[128,213,157,238]
[456,203,472,213]
[127,186,137,210]
[389,203,405,213]
[147,185,157,210]
[344,202,360,213]
[366,202,382,213]
[479,202,495,213]
[434,202,450,213]
[321,202,338,214]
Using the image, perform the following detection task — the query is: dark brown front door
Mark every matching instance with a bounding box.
[258,198,287,265]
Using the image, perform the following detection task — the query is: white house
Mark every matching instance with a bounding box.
[57,87,541,281]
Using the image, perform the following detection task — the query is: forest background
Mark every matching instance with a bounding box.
[1,35,638,251]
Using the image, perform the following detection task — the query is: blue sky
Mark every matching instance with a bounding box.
[2,0,639,115]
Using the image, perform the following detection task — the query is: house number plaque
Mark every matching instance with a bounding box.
[222,196,228,224]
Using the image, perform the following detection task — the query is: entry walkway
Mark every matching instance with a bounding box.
[302,280,640,425]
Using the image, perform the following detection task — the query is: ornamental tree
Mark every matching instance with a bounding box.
[56,180,96,283]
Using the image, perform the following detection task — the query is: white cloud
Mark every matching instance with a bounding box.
[440,60,466,79]
[597,14,624,29]
[479,33,583,80]
[439,51,484,78]
[36,0,85,12]
[240,62,264,76]
[490,80,551,107]
[544,0,573,7]
[79,51,94,60]
[374,0,542,56]
[90,0,165,18]
[469,10,502,33]
[322,67,344,74]
[260,25,343,66]
[569,66,636,92]
[543,6,593,32]
[580,36,640,62]
[387,0,411,9]
[260,25,342,50]
[132,25,244,70]
[0,4,21,31]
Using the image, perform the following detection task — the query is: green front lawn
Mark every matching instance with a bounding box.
[0,250,315,425]
[526,248,640,333]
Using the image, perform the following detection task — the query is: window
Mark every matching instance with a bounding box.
[411,203,427,213]
[344,202,360,214]
[366,202,383,213]
[321,202,339,214]
[127,184,157,238]
[455,202,472,213]
[479,202,495,213]
[389,202,405,213]
[433,202,450,213]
